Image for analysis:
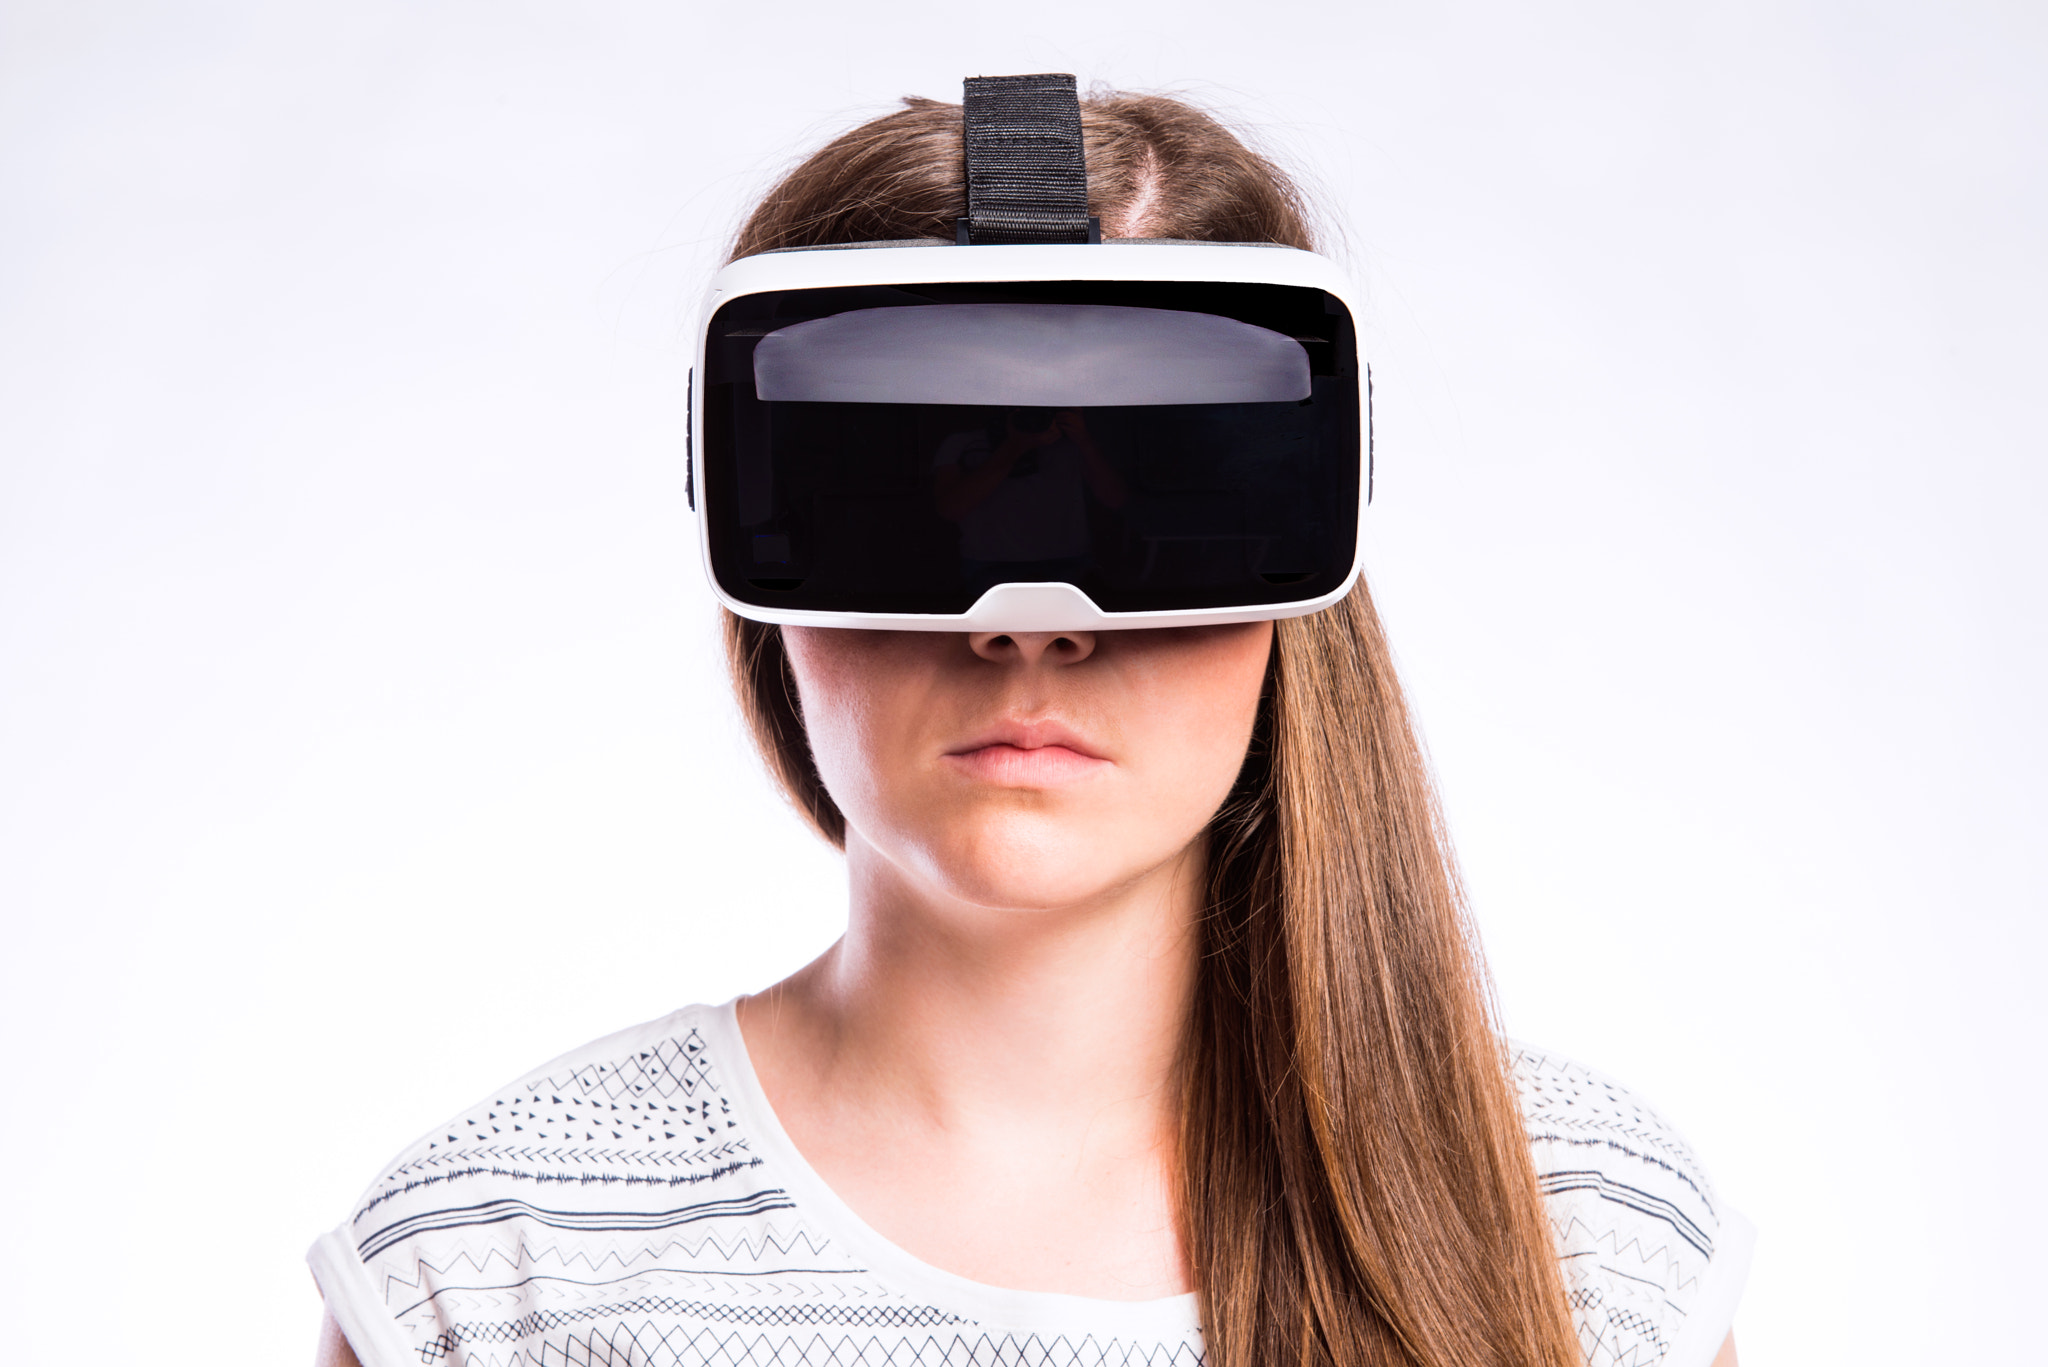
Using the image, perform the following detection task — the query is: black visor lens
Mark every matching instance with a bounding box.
[703,279,1360,616]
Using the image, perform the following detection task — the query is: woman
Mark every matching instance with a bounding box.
[311,88,1749,1367]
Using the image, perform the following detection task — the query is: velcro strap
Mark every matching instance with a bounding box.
[961,73,1095,245]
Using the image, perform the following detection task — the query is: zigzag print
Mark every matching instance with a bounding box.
[398,1265,902,1322]
[420,1294,974,1361]
[361,1191,798,1262]
[1537,1169,1714,1259]
[377,1225,850,1306]
[1548,1215,1706,1300]
[526,1325,1206,1367]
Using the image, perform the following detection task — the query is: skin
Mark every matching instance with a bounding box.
[314,623,1740,1364]
[741,623,1269,1297]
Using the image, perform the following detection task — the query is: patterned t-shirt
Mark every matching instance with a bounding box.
[309,1002,1753,1367]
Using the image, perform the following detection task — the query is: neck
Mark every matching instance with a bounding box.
[742,829,1204,1139]
[735,828,1205,1298]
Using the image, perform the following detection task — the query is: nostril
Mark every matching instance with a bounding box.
[969,629,1094,662]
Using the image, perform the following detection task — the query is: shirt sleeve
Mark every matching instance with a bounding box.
[1511,1046,1755,1367]
[308,1226,420,1367]
[305,1007,719,1367]
[1667,1205,1756,1367]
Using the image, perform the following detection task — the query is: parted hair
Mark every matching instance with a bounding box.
[721,90,1584,1367]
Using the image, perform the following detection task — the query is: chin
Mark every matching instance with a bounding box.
[909,811,1164,914]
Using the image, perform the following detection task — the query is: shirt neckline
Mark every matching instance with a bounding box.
[701,997,1203,1339]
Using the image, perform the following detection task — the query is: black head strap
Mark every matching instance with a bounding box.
[957,73,1100,245]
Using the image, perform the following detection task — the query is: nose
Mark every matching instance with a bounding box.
[968,631,1098,666]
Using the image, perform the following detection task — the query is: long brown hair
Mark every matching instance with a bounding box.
[721,91,1582,1367]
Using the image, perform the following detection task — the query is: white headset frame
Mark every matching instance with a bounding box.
[692,241,1367,632]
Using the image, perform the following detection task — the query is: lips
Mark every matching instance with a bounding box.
[942,721,1111,786]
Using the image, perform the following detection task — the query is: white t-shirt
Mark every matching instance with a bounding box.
[309,1002,1753,1367]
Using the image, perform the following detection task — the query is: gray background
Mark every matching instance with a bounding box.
[3,2,2041,1362]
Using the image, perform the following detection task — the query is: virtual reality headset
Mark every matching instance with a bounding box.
[687,76,1370,634]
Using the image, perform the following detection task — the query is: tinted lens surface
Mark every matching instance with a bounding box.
[704,279,1360,616]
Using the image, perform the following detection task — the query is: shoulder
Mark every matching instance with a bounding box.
[353,1003,743,1200]
[308,1004,839,1367]
[1509,1044,1755,1367]
[1510,1043,1723,1222]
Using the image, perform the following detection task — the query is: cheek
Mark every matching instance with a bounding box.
[781,632,938,829]
[1116,630,1270,822]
